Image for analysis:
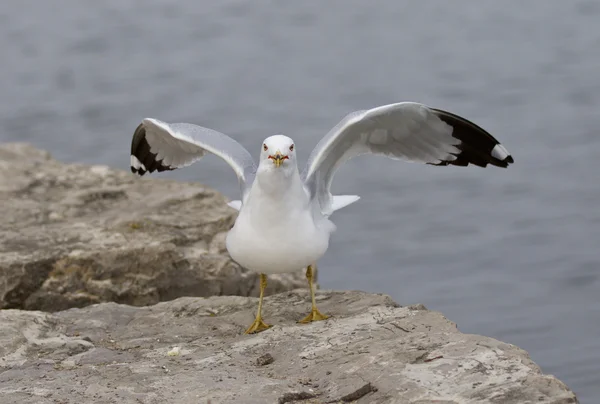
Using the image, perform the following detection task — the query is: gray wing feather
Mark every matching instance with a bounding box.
[302,102,513,215]
[130,118,256,199]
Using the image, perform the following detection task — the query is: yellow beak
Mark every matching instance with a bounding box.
[270,151,287,167]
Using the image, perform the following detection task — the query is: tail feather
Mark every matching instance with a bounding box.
[229,195,359,215]
[331,195,360,212]
[227,200,242,211]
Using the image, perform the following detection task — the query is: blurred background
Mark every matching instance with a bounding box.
[1,0,599,400]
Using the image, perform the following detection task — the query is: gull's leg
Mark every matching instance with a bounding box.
[245,273,272,334]
[299,264,330,323]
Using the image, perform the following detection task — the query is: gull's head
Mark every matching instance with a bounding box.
[259,135,296,170]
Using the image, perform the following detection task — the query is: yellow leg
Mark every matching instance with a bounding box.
[245,274,272,334]
[298,265,330,323]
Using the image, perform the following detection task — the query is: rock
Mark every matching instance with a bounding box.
[0,290,578,403]
[256,352,275,366]
[0,143,308,311]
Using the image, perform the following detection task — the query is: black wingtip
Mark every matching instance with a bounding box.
[429,108,514,169]
[129,121,175,176]
[130,165,147,176]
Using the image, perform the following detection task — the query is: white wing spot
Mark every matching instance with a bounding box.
[130,155,146,171]
[491,144,509,160]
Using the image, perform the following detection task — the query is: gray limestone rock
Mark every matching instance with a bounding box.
[0,290,578,403]
[0,143,578,403]
[0,143,308,311]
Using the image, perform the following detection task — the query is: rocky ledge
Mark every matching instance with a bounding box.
[0,143,307,311]
[0,290,577,403]
[0,143,578,403]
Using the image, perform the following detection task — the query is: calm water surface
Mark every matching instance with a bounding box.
[1,1,599,400]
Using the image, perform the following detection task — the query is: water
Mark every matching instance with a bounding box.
[2,0,599,400]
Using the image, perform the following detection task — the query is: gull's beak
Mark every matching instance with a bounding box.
[269,150,288,167]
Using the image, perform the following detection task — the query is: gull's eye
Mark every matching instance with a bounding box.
[289,144,294,151]
[263,144,268,151]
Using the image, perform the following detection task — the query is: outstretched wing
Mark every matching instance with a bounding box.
[302,102,514,215]
[130,118,257,199]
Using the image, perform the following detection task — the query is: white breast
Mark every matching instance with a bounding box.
[225,173,333,274]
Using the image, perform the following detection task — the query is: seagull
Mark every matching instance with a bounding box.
[130,102,514,334]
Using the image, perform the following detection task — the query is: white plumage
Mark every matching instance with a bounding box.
[130,102,514,273]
